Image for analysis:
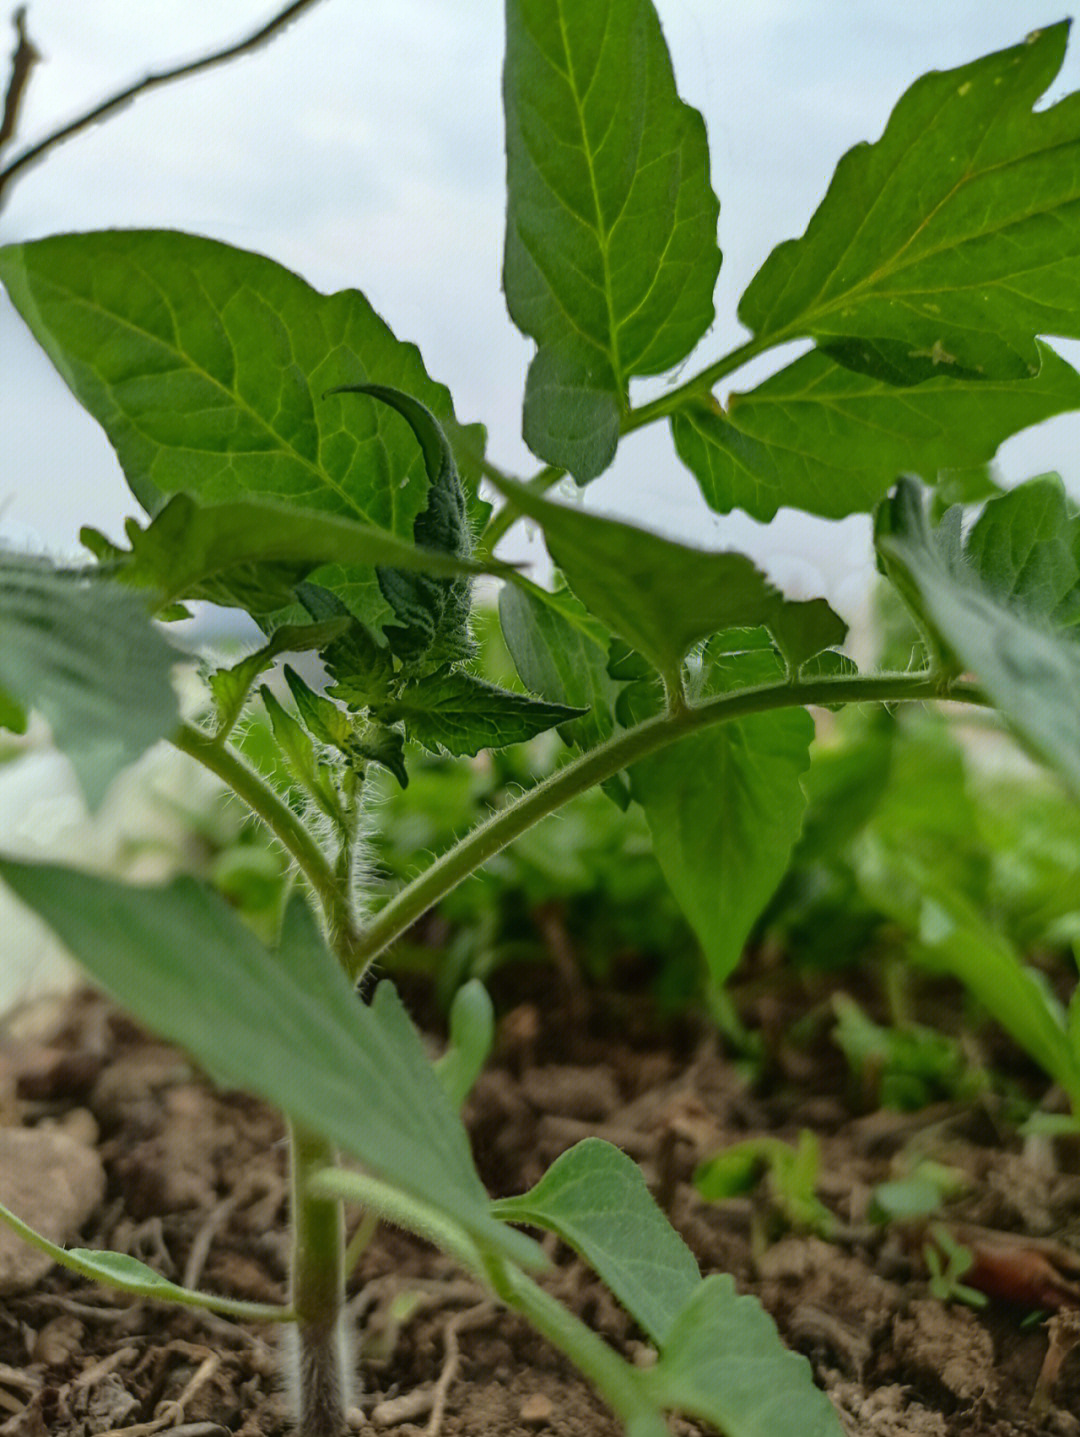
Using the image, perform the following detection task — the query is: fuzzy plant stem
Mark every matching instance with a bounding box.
[344,671,990,976]
[289,1123,348,1437]
[172,722,357,950]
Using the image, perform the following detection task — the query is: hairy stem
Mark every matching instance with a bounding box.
[477,464,565,553]
[343,673,989,978]
[172,723,356,951]
[289,1124,348,1437]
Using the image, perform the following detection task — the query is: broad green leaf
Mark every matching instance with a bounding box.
[646,1275,844,1437]
[82,492,490,617]
[329,385,475,667]
[768,597,848,675]
[0,554,178,807]
[498,579,621,749]
[875,477,1080,794]
[208,619,350,737]
[0,230,483,638]
[0,866,539,1267]
[493,1138,700,1346]
[739,24,1080,383]
[671,343,1080,521]
[488,475,782,683]
[631,647,813,984]
[964,474,1080,629]
[377,670,584,756]
[504,0,720,479]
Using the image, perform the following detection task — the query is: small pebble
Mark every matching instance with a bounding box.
[519,1392,554,1425]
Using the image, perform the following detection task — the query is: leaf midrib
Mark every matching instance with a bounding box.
[758,87,1080,345]
[553,0,624,391]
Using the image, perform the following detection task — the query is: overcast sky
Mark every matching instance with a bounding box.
[3,2,1079,632]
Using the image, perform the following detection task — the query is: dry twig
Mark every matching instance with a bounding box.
[0,0,326,208]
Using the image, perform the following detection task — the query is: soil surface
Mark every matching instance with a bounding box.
[3,960,1080,1437]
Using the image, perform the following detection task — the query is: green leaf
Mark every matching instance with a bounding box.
[498,579,621,749]
[283,665,353,748]
[0,867,539,1268]
[964,473,1080,629]
[503,0,720,479]
[488,476,782,683]
[328,385,475,667]
[295,582,395,707]
[768,597,848,674]
[0,684,27,733]
[875,477,1080,794]
[435,979,495,1111]
[739,25,1080,384]
[493,1138,700,1346]
[645,1275,845,1437]
[0,230,484,639]
[281,666,406,786]
[83,492,489,617]
[0,1200,287,1321]
[258,684,345,823]
[671,343,1080,521]
[856,841,1080,1107]
[377,670,585,756]
[0,554,179,808]
[209,619,350,737]
[630,647,813,984]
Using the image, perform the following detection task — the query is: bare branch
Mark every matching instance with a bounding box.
[0,7,40,154]
[0,0,327,209]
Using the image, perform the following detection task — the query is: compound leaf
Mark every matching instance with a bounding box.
[493,1138,700,1346]
[671,343,1080,522]
[740,24,1080,384]
[377,670,584,756]
[0,230,484,639]
[504,0,720,479]
[0,554,178,808]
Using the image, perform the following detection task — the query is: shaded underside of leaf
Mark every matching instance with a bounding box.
[0,230,484,638]
[671,343,1080,522]
[0,554,178,807]
[0,866,536,1266]
[487,475,782,681]
[86,492,488,616]
[503,0,720,479]
[875,476,1080,795]
[498,579,621,749]
[739,23,1080,384]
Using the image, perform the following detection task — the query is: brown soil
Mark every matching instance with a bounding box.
[3,965,1080,1437]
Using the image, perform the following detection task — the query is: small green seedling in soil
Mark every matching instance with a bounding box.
[8,5,1080,1435]
[694,1131,836,1246]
